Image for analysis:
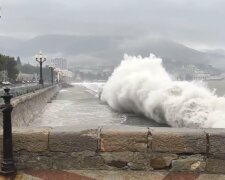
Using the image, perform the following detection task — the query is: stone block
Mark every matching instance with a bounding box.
[52,152,81,169]
[100,126,148,152]
[70,151,106,169]
[14,152,53,170]
[49,128,98,152]
[70,151,95,158]
[150,153,178,169]
[204,129,225,155]
[101,152,133,163]
[81,156,105,169]
[0,128,50,152]
[100,152,133,169]
[206,158,225,174]
[132,152,152,170]
[171,155,206,172]
[150,128,207,153]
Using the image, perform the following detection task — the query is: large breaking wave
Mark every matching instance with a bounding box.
[101,54,225,128]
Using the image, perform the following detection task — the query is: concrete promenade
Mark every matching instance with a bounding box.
[32,85,161,128]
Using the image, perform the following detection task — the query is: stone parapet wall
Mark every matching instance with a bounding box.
[0,126,224,174]
[0,85,60,127]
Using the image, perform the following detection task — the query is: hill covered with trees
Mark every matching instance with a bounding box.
[0,54,19,82]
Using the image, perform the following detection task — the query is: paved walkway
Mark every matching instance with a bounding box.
[31,85,161,129]
[1,170,225,180]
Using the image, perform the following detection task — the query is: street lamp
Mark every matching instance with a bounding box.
[48,63,55,85]
[54,68,61,83]
[0,88,16,175]
[35,51,46,85]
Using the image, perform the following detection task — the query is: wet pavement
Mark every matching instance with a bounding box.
[1,170,225,180]
[31,85,164,129]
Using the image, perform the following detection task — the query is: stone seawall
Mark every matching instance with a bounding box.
[0,126,224,174]
[0,85,60,127]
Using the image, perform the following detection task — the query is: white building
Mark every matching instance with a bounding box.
[16,72,35,82]
[192,72,211,80]
[51,58,67,70]
[54,68,73,82]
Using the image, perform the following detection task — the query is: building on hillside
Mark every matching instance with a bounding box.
[192,71,211,80]
[54,68,74,83]
[16,72,36,82]
[51,58,67,70]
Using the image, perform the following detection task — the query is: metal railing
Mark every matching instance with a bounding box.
[0,83,52,103]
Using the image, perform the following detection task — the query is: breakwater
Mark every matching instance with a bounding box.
[0,85,60,127]
[0,126,224,174]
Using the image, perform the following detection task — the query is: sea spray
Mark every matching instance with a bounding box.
[73,82,105,97]
[101,54,225,128]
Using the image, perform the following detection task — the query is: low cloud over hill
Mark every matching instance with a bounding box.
[1,34,225,70]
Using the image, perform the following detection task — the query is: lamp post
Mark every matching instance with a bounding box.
[54,68,61,83]
[48,63,55,85]
[35,51,46,85]
[0,87,16,175]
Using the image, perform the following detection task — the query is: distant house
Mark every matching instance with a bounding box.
[16,72,35,82]
[192,72,211,80]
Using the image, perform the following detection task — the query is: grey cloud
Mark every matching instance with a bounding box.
[1,0,225,48]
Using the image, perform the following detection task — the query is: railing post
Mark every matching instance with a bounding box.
[0,87,16,175]
[49,67,54,85]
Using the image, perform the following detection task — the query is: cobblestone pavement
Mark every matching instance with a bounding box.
[1,170,225,180]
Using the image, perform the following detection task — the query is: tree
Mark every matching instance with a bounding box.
[0,54,7,71]
[6,57,19,81]
[0,54,19,82]
[16,56,22,67]
[18,63,51,82]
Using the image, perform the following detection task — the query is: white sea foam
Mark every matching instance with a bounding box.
[101,54,225,128]
[73,82,105,97]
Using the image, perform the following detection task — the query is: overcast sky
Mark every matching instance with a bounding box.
[0,0,225,50]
